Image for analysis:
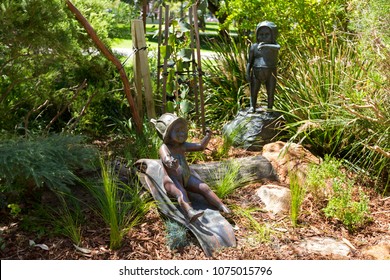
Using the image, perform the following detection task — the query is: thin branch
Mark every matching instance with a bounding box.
[66,91,99,132]
[0,79,24,104]
[351,103,385,121]
[343,105,380,123]
[45,79,87,131]
[366,145,390,158]
[65,0,143,135]
[24,100,50,134]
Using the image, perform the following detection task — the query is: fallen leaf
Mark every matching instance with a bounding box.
[342,238,356,250]
[73,244,92,254]
[35,244,49,250]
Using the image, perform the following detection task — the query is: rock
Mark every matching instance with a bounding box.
[296,237,351,257]
[362,242,390,260]
[256,184,291,214]
[262,141,321,185]
[222,109,282,151]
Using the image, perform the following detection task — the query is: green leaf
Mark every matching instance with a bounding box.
[180,100,193,114]
[178,48,192,62]
[166,101,175,113]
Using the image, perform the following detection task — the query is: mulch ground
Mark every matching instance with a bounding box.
[1,143,389,260]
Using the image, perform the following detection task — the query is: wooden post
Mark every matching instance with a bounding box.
[131,21,144,120]
[65,0,143,135]
[192,4,205,134]
[156,5,163,103]
[142,0,147,32]
[189,6,199,120]
[132,20,156,119]
[161,5,170,113]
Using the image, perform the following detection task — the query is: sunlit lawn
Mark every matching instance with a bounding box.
[110,22,234,57]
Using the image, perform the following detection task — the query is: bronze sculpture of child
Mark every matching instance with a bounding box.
[246,21,280,111]
[152,113,230,223]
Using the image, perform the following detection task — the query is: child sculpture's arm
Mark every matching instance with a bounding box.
[160,144,178,169]
[257,42,280,50]
[184,128,212,152]
[246,44,256,82]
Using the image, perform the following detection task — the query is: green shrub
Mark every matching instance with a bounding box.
[306,155,344,200]
[306,155,371,231]
[323,179,371,232]
[164,219,188,250]
[0,134,98,205]
[0,0,122,136]
[219,0,349,52]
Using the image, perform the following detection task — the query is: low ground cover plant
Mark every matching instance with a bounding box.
[0,134,98,208]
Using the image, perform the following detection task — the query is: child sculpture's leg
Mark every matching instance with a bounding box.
[265,70,277,109]
[164,179,204,223]
[250,77,261,112]
[187,176,231,214]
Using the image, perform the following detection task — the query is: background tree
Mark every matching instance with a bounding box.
[0,0,127,135]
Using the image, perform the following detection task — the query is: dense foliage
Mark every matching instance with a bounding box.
[0,0,388,251]
[0,0,130,135]
[0,134,98,204]
[202,0,389,190]
[214,0,348,48]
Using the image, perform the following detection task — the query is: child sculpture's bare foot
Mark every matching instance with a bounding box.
[219,204,231,214]
[188,208,204,223]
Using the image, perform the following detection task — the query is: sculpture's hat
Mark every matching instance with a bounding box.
[151,113,187,142]
[256,21,278,43]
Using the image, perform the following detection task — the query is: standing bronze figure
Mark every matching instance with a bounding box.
[246,21,280,111]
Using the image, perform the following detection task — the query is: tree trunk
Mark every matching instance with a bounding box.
[207,0,229,39]
[190,156,278,186]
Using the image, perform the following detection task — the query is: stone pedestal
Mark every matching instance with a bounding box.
[222,108,282,151]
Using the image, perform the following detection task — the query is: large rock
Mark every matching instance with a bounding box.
[262,141,321,185]
[296,237,352,258]
[256,184,291,214]
[222,109,282,151]
[362,241,390,260]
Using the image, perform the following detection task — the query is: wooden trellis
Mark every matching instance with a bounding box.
[156,4,206,133]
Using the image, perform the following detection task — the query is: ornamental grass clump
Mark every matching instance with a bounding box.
[203,36,249,126]
[289,171,306,227]
[211,160,248,199]
[49,193,83,246]
[232,205,272,244]
[277,34,389,192]
[86,159,152,250]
